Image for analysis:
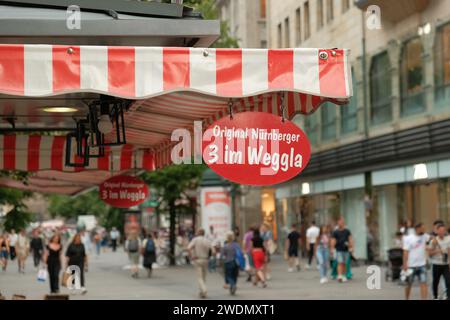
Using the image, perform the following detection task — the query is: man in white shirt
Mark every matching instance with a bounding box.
[403,223,429,300]
[110,227,120,252]
[188,229,212,298]
[306,221,320,268]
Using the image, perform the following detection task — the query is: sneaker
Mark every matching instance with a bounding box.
[319,278,326,284]
[305,264,311,270]
[296,265,301,272]
[230,286,237,295]
[288,268,294,273]
[341,277,347,283]
[81,287,87,295]
[199,291,207,299]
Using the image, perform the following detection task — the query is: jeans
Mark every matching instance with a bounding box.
[208,256,216,272]
[33,251,42,267]
[316,247,329,279]
[308,243,315,265]
[224,261,238,288]
[432,264,450,299]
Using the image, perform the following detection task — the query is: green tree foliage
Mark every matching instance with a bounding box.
[47,191,107,220]
[142,164,206,264]
[0,171,33,231]
[178,0,239,48]
[47,191,124,231]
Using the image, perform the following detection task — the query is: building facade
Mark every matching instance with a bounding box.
[264,0,450,261]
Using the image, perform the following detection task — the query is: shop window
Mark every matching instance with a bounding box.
[434,23,450,109]
[341,69,357,134]
[321,102,337,141]
[317,0,324,30]
[284,17,290,48]
[260,0,266,19]
[400,37,425,117]
[326,0,334,23]
[304,1,310,40]
[304,112,319,145]
[295,8,302,45]
[370,51,392,125]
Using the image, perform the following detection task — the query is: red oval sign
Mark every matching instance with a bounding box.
[202,112,311,186]
[99,175,148,208]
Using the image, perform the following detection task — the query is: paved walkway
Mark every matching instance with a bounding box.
[0,249,428,300]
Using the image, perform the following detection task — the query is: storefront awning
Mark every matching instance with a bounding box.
[0,44,352,194]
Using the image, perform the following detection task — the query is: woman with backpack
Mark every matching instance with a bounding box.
[125,230,141,278]
[142,233,156,278]
[221,231,241,295]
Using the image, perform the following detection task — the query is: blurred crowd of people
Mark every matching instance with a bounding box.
[0,225,125,295]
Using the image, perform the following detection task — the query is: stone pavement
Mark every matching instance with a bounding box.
[0,249,428,300]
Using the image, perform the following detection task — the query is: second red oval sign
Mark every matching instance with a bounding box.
[202,112,311,186]
[99,175,148,208]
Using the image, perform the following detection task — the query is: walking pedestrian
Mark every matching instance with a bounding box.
[402,223,429,300]
[242,226,255,282]
[16,229,29,274]
[93,231,101,257]
[330,217,353,283]
[251,228,267,288]
[261,223,274,280]
[221,231,239,295]
[65,233,88,294]
[30,229,44,268]
[142,233,156,278]
[8,229,17,261]
[125,230,141,278]
[316,225,331,284]
[0,234,10,271]
[188,229,212,299]
[110,227,120,252]
[43,235,63,294]
[306,221,319,269]
[428,223,450,300]
[285,224,301,272]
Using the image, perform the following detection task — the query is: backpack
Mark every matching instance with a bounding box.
[128,239,139,252]
[232,242,245,271]
[144,239,155,253]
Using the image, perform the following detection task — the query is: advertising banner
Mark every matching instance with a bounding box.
[200,187,231,242]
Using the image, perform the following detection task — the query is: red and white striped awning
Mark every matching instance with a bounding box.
[0,44,352,194]
[0,135,154,172]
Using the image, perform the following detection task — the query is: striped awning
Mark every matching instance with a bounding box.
[0,44,352,194]
[0,135,154,172]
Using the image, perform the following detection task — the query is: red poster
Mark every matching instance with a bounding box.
[99,175,148,208]
[202,112,311,186]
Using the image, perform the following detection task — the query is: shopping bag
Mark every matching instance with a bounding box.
[61,272,70,287]
[37,268,47,282]
[244,254,251,271]
[267,239,277,255]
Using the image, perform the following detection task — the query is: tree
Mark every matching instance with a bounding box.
[47,191,108,220]
[0,171,33,231]
[142,164,206,265]
[182,0,239,48]
[47,191,125,232]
